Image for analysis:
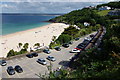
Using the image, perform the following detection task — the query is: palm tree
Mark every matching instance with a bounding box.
[34,43,40,50]
[23,43,29,51]
[18,43,22,49]
[34,43,40,47]
[52,36,57,42]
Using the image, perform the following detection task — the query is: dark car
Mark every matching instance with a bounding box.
[0,60,7,66]
[54,47,61,51]
[77,43,86,49]
[47,56,56,61]
[43,49,51,54]
[62,43,69,48]
[68,41,73,45]
[77,45,84,49]
[75,37,80,41]
[31,52,38,57]
[7,66,15,75]
[90,34,94,38]
[26,54,33,58]
[15,65,23,73]
[78,43,86,47]
[82,40,89,45]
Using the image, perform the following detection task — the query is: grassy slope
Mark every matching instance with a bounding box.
[97,10,111,16]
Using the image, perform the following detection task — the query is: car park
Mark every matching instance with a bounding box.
[62,43,69,48]
[70,48,81,53]
[37,58,47,65]
[26,54,33,58]
[54,46,61,51]
[7,66,15,75]
[47,56,56,61]
[31,52,38,57]
[0,60,7,66]
[43,49,51,54]
[15,65,23,73]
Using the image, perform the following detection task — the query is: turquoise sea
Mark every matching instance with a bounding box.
[1,14,58,35]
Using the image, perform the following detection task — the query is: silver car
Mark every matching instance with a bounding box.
[37,58,47,65]
[47,56,56,61]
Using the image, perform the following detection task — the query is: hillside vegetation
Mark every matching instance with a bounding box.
[97,10,111,16]
[42,1,120,79]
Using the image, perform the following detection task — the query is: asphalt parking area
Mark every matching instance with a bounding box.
[1,32,97,78]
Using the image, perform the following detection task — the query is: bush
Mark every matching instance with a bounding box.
[56,34,72,44]
[7,49,15,57]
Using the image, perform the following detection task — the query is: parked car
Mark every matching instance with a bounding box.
[0,60,7,66]
[37,58,47,65]
[84,37,92,41]
[68,41,73,44]
[75,37,80,41]
[7,66,15,75]
[82,40,89,45]
[70,48,81,53]
[62,43,69,48]
[78,43,86,47]
[54,46,61,51]
[15,65,23,73]
[26,54,33,58]
[31,52,38,57]
[77,44,85,49]
[47,56,56,61]
[90,34,94,38]
[43,49,51,54]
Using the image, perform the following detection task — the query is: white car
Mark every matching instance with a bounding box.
[70,48,81,53]
[37,58,47,65]
[84,37,92,41]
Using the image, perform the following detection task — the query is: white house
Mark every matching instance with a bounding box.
[98,6,111,10]
[84,22,90,26]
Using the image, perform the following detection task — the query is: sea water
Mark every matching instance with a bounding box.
[2,14,57,35]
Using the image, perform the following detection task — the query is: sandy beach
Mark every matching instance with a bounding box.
[0,23,69,58]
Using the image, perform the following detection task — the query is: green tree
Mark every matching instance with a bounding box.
[7,49,15,57]
[34,43,40,47]
[90,19,96,26]
[52,36,57,42]
[56,34,71,44]
[18,43,22,49]
[23,43,29,51]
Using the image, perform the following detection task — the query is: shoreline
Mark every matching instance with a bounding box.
[1,22,52,37]
[1,23,69,58]
[2,23,53,38]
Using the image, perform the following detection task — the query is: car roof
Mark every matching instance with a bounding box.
[15,65,20,67]
[48,56,53,58]
[55,46,60,48]
[31,52,37,54]
[8,66,13,68]
[38,58,44,60]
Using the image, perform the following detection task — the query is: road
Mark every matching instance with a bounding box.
[1,32,96,78]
